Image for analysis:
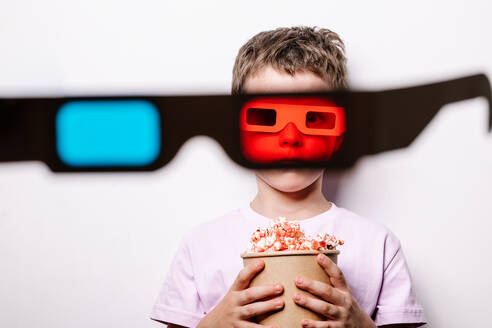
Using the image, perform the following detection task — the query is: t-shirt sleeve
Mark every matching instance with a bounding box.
[150,235,205,327]
[373,232,426,327]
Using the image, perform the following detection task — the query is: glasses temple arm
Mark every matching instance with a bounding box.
[370,73,492,154]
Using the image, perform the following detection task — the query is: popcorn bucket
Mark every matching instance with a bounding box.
[240,249,339,328]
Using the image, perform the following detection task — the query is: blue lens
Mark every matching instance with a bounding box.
[56,100,161,167]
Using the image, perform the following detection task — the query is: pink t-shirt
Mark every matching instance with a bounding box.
[150,203,426,327]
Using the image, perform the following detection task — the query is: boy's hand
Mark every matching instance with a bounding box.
[293,254,376,328]
[197,259,284,328]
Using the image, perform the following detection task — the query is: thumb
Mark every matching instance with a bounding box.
[317,253,349,291]
[231,260,264,291]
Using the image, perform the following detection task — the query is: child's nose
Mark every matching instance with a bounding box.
[278,122,303,147]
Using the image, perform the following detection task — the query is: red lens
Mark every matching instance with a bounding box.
[240,96,345,165]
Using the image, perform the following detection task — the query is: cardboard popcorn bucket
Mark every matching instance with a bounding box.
[241,249,340,328]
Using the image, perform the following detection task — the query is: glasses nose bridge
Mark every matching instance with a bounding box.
[277,105,305,132]
[173,97,233,137]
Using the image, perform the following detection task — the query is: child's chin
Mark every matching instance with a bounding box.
[270,177,319,193]
[274,184,311,193]
[256,168,323,192]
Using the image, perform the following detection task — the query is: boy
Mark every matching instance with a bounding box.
[150,26,426,328]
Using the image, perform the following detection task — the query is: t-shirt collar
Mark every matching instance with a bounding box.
[240,201,340,226]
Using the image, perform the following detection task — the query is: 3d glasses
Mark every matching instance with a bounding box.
[240,97,345,136]
[0,74,490,172]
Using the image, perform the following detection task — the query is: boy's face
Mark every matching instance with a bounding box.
[243,65,334,193]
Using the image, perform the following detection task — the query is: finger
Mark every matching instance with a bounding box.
[238,283,284,305]
[295,277,344,306]
[317,254,348,290]
[293,292,340,320]
[232,260,265,291]
[300,319,340,328]
[239,297,285,320]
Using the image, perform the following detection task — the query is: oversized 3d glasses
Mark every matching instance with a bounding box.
[0,74,490,172]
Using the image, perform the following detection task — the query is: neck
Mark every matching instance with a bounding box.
[250,174,332,221]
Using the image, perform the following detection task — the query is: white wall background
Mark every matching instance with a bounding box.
[1,1,491,327]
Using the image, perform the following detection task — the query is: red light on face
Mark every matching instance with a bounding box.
[240,97,346,164]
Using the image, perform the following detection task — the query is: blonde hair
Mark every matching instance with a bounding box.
[232,26,347,94]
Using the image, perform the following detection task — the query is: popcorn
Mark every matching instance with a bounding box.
[247,217,344,253]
